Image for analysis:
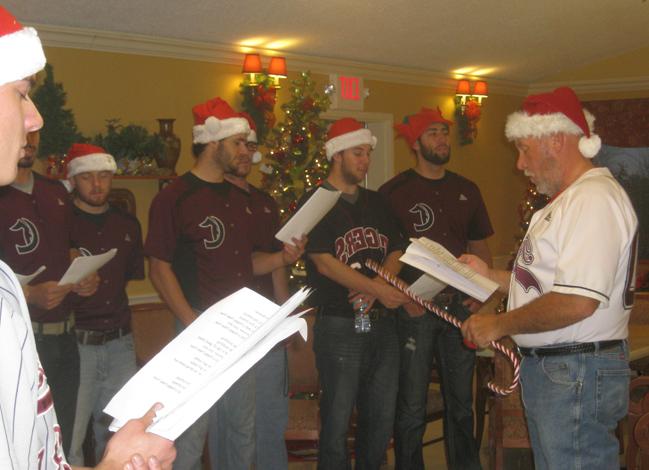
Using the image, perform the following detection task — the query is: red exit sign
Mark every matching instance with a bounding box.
[329,74,366,111]
[339,75,361,101]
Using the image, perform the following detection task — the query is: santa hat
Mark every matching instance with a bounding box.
[65,143,116,179]
[505,87,601,158]
[325,118,377,161]
[395,107,453,148]
[239,111,263,163]
[0,7,46,87]
[192,97,250,144]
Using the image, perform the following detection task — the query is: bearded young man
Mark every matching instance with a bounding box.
[380,107,493,470]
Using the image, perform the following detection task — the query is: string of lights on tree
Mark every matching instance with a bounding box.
[259,71,332,222]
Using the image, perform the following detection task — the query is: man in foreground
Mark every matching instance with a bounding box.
[0,6,175,469]
[462,86,638,469]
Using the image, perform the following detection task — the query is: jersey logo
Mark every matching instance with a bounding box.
[199,216,226,250]
[334,226,388,264]
[78,247,92,257]
[264,206,271,214]
[513,238,542,295]
[409,203,435,232]
[246,207,252,215]
[10,217,40,255]
[57,198,65,206]
[459,193,468,201]
[125,233,131,242]
[544,211,552,222]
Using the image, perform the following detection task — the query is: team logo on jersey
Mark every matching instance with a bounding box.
[36,367,54,416]
[10,217,39,255]
[57,198,65,206]
[77,247,92,257]
[513,238,542,295]
[199,216,226,250]
[334,226,388,264]
[459,193,468,201]
[409,203,435,232]
[544,211,552,222]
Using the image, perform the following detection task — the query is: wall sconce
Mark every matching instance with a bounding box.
[267,56,287,88]
[454,79,488,145]
[455,79,488,113]
[242,54,287,89]
[242,53,263,86]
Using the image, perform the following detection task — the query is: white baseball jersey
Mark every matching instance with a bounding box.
[509,167,638,348]
[0,260,70,469]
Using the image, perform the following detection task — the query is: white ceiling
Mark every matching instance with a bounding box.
[6,0,649,83]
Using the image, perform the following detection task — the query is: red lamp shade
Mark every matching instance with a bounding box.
[473,80,488,96]
[455,79,471,95]
[242,53,262,74]
[268,56,287,77]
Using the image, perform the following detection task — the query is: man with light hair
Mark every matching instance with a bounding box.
[462,86,638,469]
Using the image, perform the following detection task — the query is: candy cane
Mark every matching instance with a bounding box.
[365,259,520,396]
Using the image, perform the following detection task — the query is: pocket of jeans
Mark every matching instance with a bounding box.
[596,368,630,426]
[541,356,578,385]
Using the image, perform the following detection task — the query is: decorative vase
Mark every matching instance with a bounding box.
[155,118,181,175]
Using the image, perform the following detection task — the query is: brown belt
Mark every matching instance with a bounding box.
[75,326,131,345]
[32,317,75,336]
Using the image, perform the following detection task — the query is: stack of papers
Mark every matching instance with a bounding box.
[104,287,311,440]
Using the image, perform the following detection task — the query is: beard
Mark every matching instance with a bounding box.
[18,152,36,168]
[419,138,450,166]
[76,190,109,208]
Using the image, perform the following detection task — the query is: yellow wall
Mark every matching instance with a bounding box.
[42,46,528,297]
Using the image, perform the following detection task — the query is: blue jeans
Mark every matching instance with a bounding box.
[208,368,256,470]
[520,341,630,470]
[394,306,480,470]
[67,333,137,466]
[314,313,399,470]
[254,346,289,469]
[34,330,80,456]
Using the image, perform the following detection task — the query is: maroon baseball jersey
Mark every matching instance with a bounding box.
[145,172,258,311]
[248,185,282,300]
[0,173,73,322]
[70,205,144,330]
[302,184,406,317]
[379,169,493,283]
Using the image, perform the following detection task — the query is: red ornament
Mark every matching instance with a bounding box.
[302,97,314,110]
[465,100,482,120]
[293,134,305,145]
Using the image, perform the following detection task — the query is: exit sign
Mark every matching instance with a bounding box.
[329,74,366,111]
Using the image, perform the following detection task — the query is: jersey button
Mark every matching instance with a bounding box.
[237,272,242,277]
[234,250,239,255]
[230,223,235,228]
[225,203,230,208]
[106,300,111,305]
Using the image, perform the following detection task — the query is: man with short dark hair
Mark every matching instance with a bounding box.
[146,97,305,470]
[462,87,638,469]
[302,117,410,469]
[65,143,145,466]
[380,107,493,470]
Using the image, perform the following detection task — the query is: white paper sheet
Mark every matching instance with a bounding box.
[58,248,117,285]
[104,287,311,440]
[275,187,340,245]
[408,273,446,301]
[15,265,46,286]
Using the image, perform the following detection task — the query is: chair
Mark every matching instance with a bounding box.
[129,302,176,366]
[285,310,321,461]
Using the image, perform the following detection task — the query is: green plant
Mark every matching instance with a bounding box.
[91,119,163,160]
[32,64,85,157]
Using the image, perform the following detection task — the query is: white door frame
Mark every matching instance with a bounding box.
[321,110,394,190]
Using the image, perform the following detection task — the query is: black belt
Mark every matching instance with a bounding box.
[367,307,393,321]
[518,340,624,357]
[76,326,131,346]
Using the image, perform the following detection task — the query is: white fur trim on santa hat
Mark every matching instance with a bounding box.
[67,153,117,179]
[505,110,600,158]
[193,116,250,144]
[0,26,46,87]
[325,128,377,161]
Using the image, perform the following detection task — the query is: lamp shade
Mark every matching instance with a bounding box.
[473,80,488,96]
[268,56,287,77]
[455,79,471,95]
[242,53,262,73]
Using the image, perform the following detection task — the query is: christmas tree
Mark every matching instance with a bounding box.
[259,71,332,221]
[32,64,85,158]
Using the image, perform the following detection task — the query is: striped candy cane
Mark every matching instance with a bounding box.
[365,259,520,396]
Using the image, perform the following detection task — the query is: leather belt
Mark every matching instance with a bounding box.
[32,317,75,336]
[367,307,393,321]
[76,326,131,346]
[518,340,624,357]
